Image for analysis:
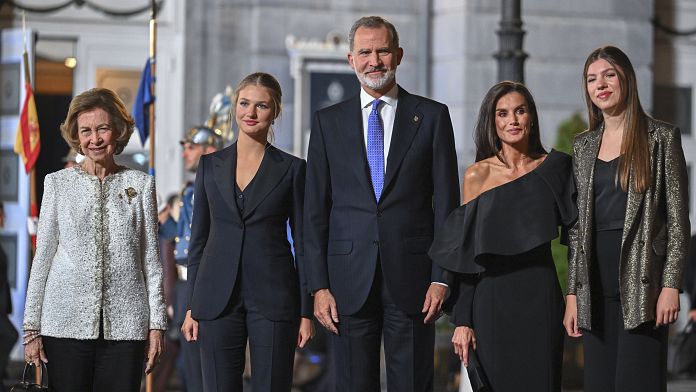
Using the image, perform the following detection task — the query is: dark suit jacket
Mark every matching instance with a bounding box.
[304,86,460,316]
[187,144,311,321]
[567,118,690,330]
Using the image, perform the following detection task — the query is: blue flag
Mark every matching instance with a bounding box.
[133,59,154,146]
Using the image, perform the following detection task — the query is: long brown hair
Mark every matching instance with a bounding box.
[583,46,650,193]
[474,81,546,163]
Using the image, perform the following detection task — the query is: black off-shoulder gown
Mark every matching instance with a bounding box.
[429,150,576,392]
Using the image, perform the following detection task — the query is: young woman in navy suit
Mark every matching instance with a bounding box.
[182,72,314,391]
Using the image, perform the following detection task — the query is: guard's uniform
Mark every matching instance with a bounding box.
[174,184,202,391]
[175,125,223,392]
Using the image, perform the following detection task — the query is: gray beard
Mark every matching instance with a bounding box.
[355,69,396,91]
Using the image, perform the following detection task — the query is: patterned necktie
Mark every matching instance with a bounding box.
[367,99,385,201]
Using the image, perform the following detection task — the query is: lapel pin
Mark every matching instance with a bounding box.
[413,115,420,123]
[125,187,138,204]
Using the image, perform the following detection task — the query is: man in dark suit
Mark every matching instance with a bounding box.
[304,15,459,392]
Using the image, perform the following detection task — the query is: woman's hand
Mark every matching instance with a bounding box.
[297,317,315,348]
[452,326,476,366]
[145,329,164,374]
[181,310,199,342]
[563,294,582,337]
[24,336,47,367]
[655,287,680,327]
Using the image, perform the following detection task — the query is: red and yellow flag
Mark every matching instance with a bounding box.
[13,79,40,173]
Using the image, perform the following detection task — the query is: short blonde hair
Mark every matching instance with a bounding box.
[60,88,135,155]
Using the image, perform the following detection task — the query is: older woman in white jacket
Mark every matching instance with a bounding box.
[23,88,167,392]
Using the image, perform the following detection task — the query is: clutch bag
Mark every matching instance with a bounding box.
[466,348,490,392]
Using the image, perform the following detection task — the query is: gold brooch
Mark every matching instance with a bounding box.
[125,187,138,204]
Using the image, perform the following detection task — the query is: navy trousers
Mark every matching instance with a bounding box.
[198,285,299,392]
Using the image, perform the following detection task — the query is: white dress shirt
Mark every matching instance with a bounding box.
[360,85,398,170]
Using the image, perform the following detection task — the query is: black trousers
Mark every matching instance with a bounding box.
[332,267,435,392]
[198,288,299,392]
[583,229,668,392]
[583,298,668,392]
[42,335,146,392]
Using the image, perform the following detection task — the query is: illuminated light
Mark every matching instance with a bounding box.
[64,57,77,68]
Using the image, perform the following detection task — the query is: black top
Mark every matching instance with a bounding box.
[234,158,265,217]
[234,183,246,214]
[593,157,627,232]
[428,150,577,274]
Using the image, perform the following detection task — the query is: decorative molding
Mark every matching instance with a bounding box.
[0,148,19,202]
[0,62,20,116]
[285,33,354,158]
[286,33,350,78]
[6,0,164,18]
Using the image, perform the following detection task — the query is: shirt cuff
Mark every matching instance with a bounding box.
[431,281,448,288]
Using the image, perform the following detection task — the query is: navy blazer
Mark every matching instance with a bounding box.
[187,144,311,321]
[304,86,460,316]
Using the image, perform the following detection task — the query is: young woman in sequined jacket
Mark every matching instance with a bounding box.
[564,46,690,392]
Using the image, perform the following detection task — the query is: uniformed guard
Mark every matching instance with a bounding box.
[174,125,222,391]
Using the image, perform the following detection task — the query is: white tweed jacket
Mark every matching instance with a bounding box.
[23,166,167,340]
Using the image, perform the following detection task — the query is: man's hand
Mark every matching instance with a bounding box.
[422,283,447,323]
[313,289,339,334]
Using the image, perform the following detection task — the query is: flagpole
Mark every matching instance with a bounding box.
[148,0,157,177]
[21,13,38,254]
[21,12,41,387]
[145,4,157,391]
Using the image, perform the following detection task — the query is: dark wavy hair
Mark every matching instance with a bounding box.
[474,81,546,163]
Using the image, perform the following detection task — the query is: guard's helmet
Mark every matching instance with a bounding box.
[179,126,224,151]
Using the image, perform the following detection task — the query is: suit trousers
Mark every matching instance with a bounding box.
[583,298,667,392]
[42,334,146,392]
[332,265,435,392]
[198,283,300,392]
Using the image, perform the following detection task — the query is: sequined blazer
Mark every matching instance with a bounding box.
[567,118,690,330]
[24,167,167,340]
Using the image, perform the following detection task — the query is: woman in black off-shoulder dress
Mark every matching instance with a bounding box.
[429,82,575,391]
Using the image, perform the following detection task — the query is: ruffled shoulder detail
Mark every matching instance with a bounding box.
[428,150,576,274]
[536,150,577,228]
[428,202,485,274]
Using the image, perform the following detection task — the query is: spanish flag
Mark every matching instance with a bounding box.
[13,54,40,173]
